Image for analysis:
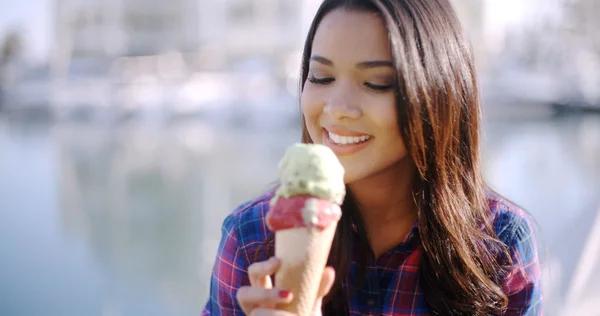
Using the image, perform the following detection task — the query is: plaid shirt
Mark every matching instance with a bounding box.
[202,190,542,315]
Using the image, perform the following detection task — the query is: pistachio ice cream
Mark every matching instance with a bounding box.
[268,143,345,230]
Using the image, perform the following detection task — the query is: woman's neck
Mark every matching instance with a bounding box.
[348,158,418,258]
[349,158,416,223]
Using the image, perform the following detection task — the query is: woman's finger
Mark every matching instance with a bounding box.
[312,266,336,313]
[236,286,293,315]
[317,266,336,298]
[248,257,280,288]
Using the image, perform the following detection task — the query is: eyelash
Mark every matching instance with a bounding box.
[307,75,392,92]
[307,76,334,85]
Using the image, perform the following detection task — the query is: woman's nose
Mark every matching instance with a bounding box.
[323,86,362,121]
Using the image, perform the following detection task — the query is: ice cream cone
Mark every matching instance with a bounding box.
[267,143,345,316]
[274,223,337,315]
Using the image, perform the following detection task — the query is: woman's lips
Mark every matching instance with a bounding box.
[323,128,372,156]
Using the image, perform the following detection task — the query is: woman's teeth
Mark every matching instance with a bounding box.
[328,131,371,145]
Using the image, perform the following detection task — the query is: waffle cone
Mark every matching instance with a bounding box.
[274,223,337,316]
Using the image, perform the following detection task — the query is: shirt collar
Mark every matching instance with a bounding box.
[351,218,420,244]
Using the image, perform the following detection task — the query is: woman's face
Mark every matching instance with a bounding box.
[301,9,409,184]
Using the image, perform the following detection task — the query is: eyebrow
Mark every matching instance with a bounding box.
[310,55,393,69]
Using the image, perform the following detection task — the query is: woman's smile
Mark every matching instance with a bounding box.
[322,127,373,156]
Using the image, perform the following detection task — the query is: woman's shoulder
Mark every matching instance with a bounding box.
[219,188,276,261]
[230,190,274,234]
[485,190,536,247]
[485,191,542,308]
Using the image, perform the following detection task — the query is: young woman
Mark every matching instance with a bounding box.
[203,0,542,315]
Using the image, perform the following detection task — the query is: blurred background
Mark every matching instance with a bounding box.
[0,0,598,315]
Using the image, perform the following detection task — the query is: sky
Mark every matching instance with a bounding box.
[0,0,53,62]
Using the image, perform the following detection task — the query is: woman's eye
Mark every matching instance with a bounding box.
[308,75,334,85]
[364,82,393,91]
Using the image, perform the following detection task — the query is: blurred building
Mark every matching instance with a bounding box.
[453,0,600,109]
[54,0,199,58]
[5,0,592,114]
[450,0,487,69]
[199,0,320,58]
[52,0,321,61]
[46,0,323,117]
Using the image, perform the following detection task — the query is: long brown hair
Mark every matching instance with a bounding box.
[259,0,512,314]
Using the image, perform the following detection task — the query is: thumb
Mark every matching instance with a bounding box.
[312,266,336,313]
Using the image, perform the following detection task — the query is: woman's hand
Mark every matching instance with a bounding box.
[236,257,336,316]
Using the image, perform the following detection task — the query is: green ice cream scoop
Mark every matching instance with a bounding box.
[272,143,346,205]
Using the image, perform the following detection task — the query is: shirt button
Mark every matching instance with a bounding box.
[367,298,376,307]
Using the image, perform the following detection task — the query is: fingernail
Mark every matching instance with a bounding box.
[278,290,292,299]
